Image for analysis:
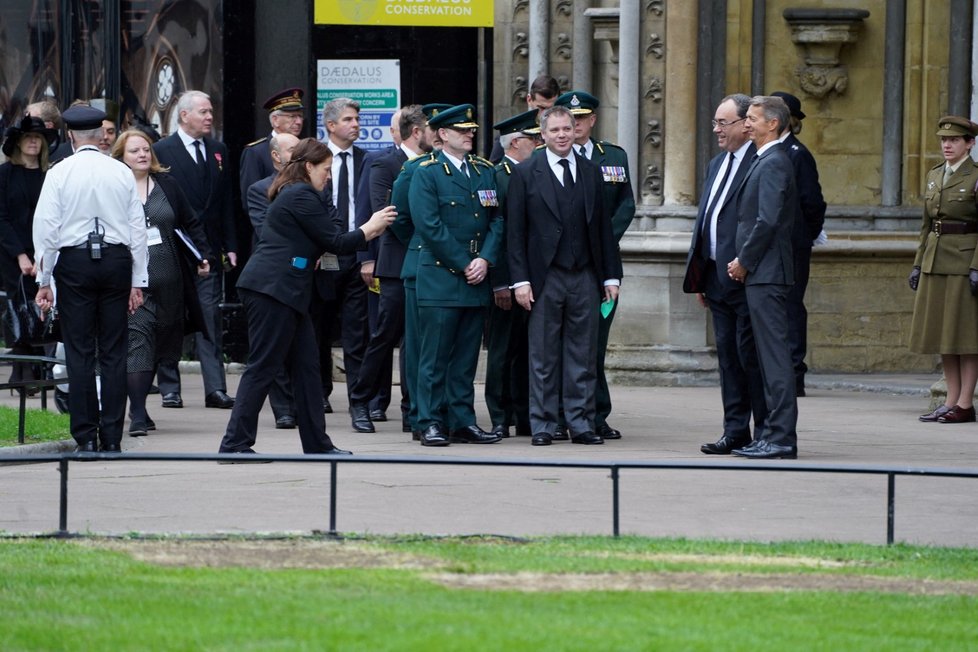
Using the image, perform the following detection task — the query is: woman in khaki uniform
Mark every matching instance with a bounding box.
[910,116,978,423]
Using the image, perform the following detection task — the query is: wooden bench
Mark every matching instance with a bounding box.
[0,354,68,445]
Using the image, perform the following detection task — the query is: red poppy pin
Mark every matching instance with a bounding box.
[214,152,223,171]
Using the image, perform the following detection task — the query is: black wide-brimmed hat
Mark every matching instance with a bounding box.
[2,114,58,157]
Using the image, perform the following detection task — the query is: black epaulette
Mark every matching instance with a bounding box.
[244,136,268,148]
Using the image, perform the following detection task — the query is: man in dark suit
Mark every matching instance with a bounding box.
[245,132,300,429]
[153,90,237,410]
[507,105,622,447]
[239,87,305,213]
[348,105,429,433]
[316,97,369,416]
[683,94,767,456]
[771,91,826,397]
[726,95,799,459]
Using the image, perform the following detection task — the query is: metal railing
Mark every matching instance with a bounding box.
[2,452,977,544]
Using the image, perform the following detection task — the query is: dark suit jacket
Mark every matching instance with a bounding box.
[782,133,826,248]
[154,173,214,336]
[507,151,621,296]
[353,148,388,265]
[246,174,274,241]
[367,148,409,278]
[0,163,43,291]
[731,142,796,286]
[153,133,236,261]
[238,137,274,211]
[237,183,367,312]
[683,142,757,295]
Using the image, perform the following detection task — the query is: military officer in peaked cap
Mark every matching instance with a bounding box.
[554,90,633,440]
[483,109,541,439]
[239,87,305,210]
[408,104,504,446]
[388,103,448,442]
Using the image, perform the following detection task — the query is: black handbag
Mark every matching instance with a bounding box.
[2,277,59,347]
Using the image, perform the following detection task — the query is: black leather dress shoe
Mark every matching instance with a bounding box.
[552,425,569,441]
[369,409,387,422]
[128,421,149,437]
[217,448,271,464]
[919,405,953,422]
[531,433,553,446]
[161,392,183,408]
[275,415,297,429]
[596,423,622,440]
[75,440,97,453]
[571,431,604,445]
[322,398,333,413]
[324,446,353,455]
[100,443,122,453]
[146,416,156,431]
[700,435,751,455]
[420,425,450,447]
[732,440,797,459]
[450,425,502,444]
[349,403,376,433]
[205,391,235,409]
[491,424,510,439]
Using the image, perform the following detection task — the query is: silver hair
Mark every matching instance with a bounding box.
[750,95,790,135]
[539,105,574,132]
[176,91,211,124]
[499,132,517,151]
[323,97,360,124]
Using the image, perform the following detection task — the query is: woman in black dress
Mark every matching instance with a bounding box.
[111,130,212,435]
[0,115,56,386]
[218,138,395,457]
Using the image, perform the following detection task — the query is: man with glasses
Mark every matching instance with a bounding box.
[408,104,504,446]
[683,93,767,456]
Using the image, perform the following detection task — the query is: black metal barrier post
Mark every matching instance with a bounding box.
[3,453,976,544]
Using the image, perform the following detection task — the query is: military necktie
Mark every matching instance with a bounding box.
[461,160,470,178]
[558,158,574,188]
[943,165,954,188]
[337,151,350,227]
[579,145,587,158]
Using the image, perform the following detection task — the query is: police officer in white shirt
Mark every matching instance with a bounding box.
[33,104,149,453]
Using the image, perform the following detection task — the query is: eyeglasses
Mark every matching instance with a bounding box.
[711,118,746,129]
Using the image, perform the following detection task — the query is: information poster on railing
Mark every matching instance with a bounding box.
[316,59,401,152]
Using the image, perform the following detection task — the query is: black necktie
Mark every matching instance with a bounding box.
[193,140,205,168]
[337,151,350,227]
[579,145,587,158]
[701,152,735,260]
[461,161,470,177]
[558,159,574,188]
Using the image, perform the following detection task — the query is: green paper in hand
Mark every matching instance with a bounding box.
[600,297,615,319]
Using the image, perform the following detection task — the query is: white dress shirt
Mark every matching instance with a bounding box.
[546,148,577,185]
[705,139,752,260]
[177,127,206,162]
[327,140,356,231]
[32,145,148,287]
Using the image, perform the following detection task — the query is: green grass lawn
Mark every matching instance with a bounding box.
[0,405,70,446]
[1,536,976,651]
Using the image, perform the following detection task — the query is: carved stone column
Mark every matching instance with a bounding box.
[572,0,592,91]
[528,0,550,81]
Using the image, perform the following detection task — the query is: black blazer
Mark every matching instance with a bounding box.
[782,133,826,248]
[507,151,621,295]
[154,173,214,336]
[0,163,43,292]
[367,148,409,278]
[683,142,757,295]
[238,183,367,312]
[238,137,275,211]
[353,148,387,265]
[153,133,236,260]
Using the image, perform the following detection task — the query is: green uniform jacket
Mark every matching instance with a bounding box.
[390,152,436,284]
[914,159,978,275]
[590,139,636,242]
[409,152,503,307]
[488,157,515,288]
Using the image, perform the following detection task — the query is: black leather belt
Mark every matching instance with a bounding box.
[932,220,978,235]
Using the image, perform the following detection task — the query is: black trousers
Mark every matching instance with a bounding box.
[786,245,812,386]
[219,289,335,453]
[55,246,132,446]
[349,276,406,413]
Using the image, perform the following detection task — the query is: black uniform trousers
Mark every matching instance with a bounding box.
[55,245,132,447]
[484,301,529,430]
[349,276,408,415]
[219,289,335,453]
[318,254,373,405]
[786,245,812,388]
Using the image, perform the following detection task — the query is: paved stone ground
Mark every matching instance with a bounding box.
[2,371,976,547]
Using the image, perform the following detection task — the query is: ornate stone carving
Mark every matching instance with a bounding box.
[513,31,528,60]
[646,33,664,59]
[555,0,573,16]
[556,75,570,92]
[513,0,529,18]
[783,8,870,98]
[644,120,662,148]
[512,76,528,103]
[646,0,664,16]
[643,164,662,196]
[644,77,663,103]
[555,33,572,61]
